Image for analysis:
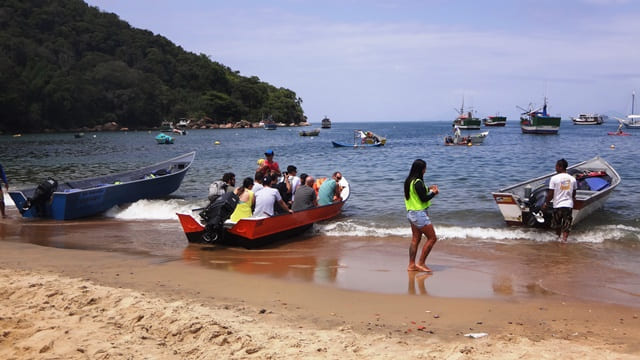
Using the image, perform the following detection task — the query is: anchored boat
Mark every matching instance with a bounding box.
[518,97,561,134]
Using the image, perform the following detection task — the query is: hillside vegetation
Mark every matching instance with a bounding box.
[0,0,305,133]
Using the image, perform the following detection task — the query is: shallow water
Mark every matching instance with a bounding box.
[1,121,639,306]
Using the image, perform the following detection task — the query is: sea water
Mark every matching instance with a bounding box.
[1,121,639,303]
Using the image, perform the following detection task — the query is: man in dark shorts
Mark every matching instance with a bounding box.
[543,159,577,242]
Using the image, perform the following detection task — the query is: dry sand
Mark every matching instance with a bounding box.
[1,240,639,360]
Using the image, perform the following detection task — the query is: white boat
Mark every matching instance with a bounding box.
[492,156,620,227]
[444,131,488,146]
[618,91,640,129]
[571,113,606,125]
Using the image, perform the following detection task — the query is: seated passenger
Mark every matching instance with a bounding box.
[229,177,255,222]
[254,175,292,217]
[292,176,318,211]
[318,172,343,206]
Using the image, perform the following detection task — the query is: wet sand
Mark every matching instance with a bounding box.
[1,212,640,358]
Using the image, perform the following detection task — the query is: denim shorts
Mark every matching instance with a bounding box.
[407,209,431,228]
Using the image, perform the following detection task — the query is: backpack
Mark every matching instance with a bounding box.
[208,180,227,202]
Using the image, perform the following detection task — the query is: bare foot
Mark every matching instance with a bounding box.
[416,264,432,273]
[407,265,420,271]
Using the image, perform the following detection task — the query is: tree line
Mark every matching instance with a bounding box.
[0,0,305,133]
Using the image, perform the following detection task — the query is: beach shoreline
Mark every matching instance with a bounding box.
[1,239,639,359]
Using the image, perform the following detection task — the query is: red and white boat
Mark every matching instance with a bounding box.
[492,157,620,227]
[177,182,349,248]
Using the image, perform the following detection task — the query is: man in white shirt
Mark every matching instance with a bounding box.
[254,175,293,217]
[543,159,577,242]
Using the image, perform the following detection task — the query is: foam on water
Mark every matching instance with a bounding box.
[315,220,640,244]
[104,199,204,220]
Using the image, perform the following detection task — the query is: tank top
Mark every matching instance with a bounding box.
[230,190,254,222]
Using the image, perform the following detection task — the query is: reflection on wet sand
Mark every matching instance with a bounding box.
[408,272,431,295]
[182,244,341,284]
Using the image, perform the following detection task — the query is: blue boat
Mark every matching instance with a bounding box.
[9,152,196,220]
[155,133,174,144]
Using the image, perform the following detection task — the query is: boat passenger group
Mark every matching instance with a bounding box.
[205,149,347,223]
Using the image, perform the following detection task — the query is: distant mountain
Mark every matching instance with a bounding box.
[0,0,305,133]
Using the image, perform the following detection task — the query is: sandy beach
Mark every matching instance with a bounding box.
[1,212,640,359]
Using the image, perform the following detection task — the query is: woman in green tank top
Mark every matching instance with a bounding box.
[403,159,439,272]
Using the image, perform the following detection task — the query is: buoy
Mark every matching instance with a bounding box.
[610,144,615,149]
[214,141,220,145]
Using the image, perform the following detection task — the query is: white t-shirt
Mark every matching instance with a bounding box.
[253,187,282,216]
[548,172,577,208]
[289,175,301,201]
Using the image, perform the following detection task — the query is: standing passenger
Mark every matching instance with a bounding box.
[404,159,439,272]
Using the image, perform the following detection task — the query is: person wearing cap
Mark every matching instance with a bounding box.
[258,149,280,176]
[254,174,292,217]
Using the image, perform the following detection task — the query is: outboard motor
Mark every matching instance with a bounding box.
[526,185,548,226]
[199,191,239,243]
[23,178,58,216]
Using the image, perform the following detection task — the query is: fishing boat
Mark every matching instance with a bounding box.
[299,128,320,136]
[518,97,561,134]
[492,156,620,228]
[482,116,507,127]
[452,99,481,129]
[155,133,174,144]
[571,113,606,125]
[332,130,386,147]
[321,116,332,129]
[176,180,350,248]
[444,131,488,146]
[9,152,196,220]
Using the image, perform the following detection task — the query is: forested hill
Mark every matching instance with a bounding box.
[0,0,305,133]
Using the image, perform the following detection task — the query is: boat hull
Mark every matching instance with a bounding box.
[332,141,383,148]
[483,116,506,127]
[520,115,561,134]
[491,156,620,228]
[9,152,195,220]
[444,131,488,146]
[177,198,347,248]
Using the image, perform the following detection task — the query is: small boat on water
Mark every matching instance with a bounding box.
[332,130,386,148]
[321,116,332,129]
[155,133,174,144]
[176,180,350,248]
[518,97,561,134]
[608,131,631,136]
[616,91,640,129]
[262,115,277,130]
[482,116,507,127]
[299,129,320,136]
[9,152,196,220]
[74,132,85,138]
[452,99,481,129]
[492,156,620,228]
[571,113,606,125]
[444,131,488,146]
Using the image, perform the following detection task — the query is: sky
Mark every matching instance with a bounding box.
[84,0,640,123]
